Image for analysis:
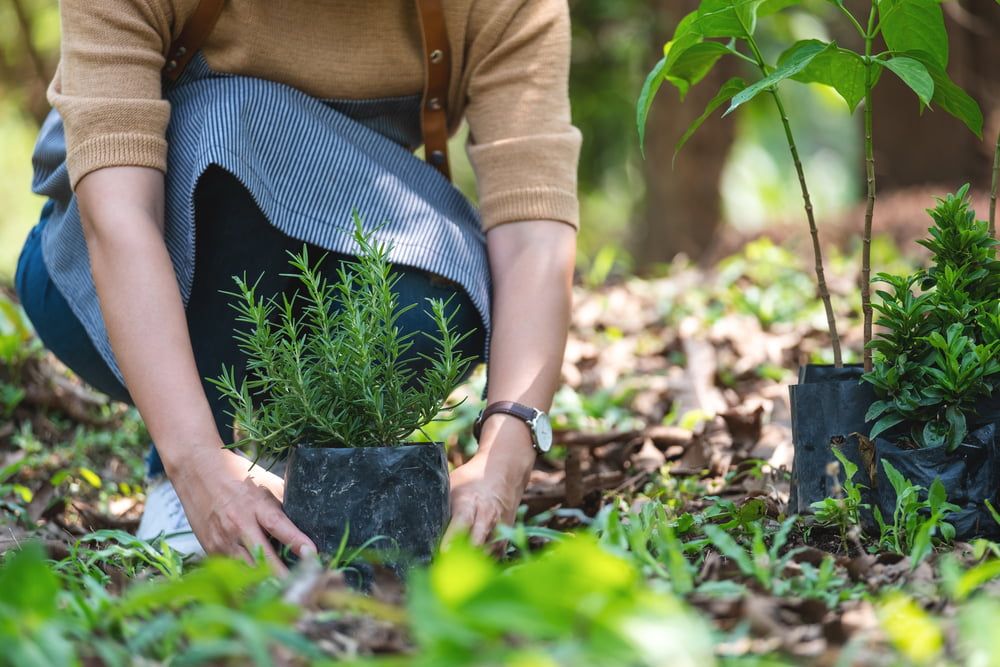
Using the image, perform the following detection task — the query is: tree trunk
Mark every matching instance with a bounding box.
[633,0,735,269]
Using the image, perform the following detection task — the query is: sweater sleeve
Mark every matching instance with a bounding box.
[463,0,582,231]
[49,0,180,189]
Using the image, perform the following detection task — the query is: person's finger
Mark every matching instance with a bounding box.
[241,523,289,575]
[491,538,510,559]
[469,505,497,546]
[256,500,317,558]
[444,499,477,544]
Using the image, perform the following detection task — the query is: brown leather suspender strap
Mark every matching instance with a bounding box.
[162,0,225,81]
[415,0,453,180]
[160,0,453,180]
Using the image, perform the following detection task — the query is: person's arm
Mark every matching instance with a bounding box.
[448,0,581,544]
[78,169,316,572]
[54,0,314,570]
[447,220,575,544]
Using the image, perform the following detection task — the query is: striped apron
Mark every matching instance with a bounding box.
[30,53,492,387]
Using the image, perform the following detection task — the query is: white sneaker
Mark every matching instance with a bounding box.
[136,476,206,557]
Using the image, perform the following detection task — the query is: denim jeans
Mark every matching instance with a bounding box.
[15,167,484,476]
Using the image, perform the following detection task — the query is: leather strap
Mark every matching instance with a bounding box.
[162,0,225,82]
[160,0,452,180]
[473,401,538,440]
[415,0,453,180]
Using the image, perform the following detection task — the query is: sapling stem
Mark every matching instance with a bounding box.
[990,130,999,238]
[861,6,878,373]
[746,36,842,366]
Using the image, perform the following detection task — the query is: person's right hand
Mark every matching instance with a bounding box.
[170,446,316,574]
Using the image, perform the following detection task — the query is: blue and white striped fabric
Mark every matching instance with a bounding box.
[31,53,491,386]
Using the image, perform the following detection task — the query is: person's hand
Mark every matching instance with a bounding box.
[170,446,316,574]
[445,415,536,548]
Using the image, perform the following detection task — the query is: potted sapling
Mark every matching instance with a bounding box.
[861,187,1000,540]
[210,219,475,572]
[637,0,986,513]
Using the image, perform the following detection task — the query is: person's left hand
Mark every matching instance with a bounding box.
[445,415,536,547]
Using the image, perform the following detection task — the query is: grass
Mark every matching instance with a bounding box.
[2,236,995,667]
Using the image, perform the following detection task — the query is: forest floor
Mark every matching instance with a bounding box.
[1,216,998,665]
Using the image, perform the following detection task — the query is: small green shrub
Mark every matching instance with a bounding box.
[810,447,868,550]
[211,217,475,459]
[864,187,1000,450]
[874,460,960,564]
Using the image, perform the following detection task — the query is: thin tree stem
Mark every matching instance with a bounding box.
[990,130,999,238]
[771,91,843,366]
[746,35,842,366]
[862,8,878,373]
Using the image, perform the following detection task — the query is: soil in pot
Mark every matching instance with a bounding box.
[282,442,450,579]
[873,424,1000,541]
[788,364,874,514]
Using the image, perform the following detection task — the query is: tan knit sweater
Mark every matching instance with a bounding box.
[49,0,581,230]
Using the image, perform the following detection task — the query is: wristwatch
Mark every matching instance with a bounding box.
[473,401,554,453]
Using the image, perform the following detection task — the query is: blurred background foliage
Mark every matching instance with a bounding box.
[0,0,997,281]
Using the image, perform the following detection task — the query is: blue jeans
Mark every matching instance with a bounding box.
[15,167,484,476]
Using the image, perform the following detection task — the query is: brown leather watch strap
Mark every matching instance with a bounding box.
[415,0,452,180]
[473,401,537,440]
[162,0,225,82]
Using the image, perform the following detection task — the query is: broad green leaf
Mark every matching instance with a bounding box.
[667,41,738,100]
[865,399,892,422]
[832,446,858,483]
[920,56,984,138]
[880,0,948,69]
[637,56,668,153]
[0,543,59,617]
[879,594,944,662]
[879,56,934,107]
[675,77,748,161]
[787,43,867,112]
[900,50,984,137]
[944,405,967,452]
[869,413,905,440]
[923,420,947,449]
[955,559,1000,600]
[695,0,765,38]
[703,524,754,575]
[759,0,802,15]
[881,459,911,502]
[725,40,831,115]
[928,477,947,511]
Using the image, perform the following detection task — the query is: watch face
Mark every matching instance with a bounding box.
[533,411,554,453]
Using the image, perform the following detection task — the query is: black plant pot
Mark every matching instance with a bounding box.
[788,364,874,514]
[282,442,450,575]
[873,424,1000,541]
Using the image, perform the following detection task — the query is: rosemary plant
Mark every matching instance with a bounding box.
[210,216,475,459]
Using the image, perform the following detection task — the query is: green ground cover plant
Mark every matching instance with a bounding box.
[4,236,1000,664]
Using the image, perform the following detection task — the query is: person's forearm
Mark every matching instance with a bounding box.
[78,167,222,475]
[479,220,576,449]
